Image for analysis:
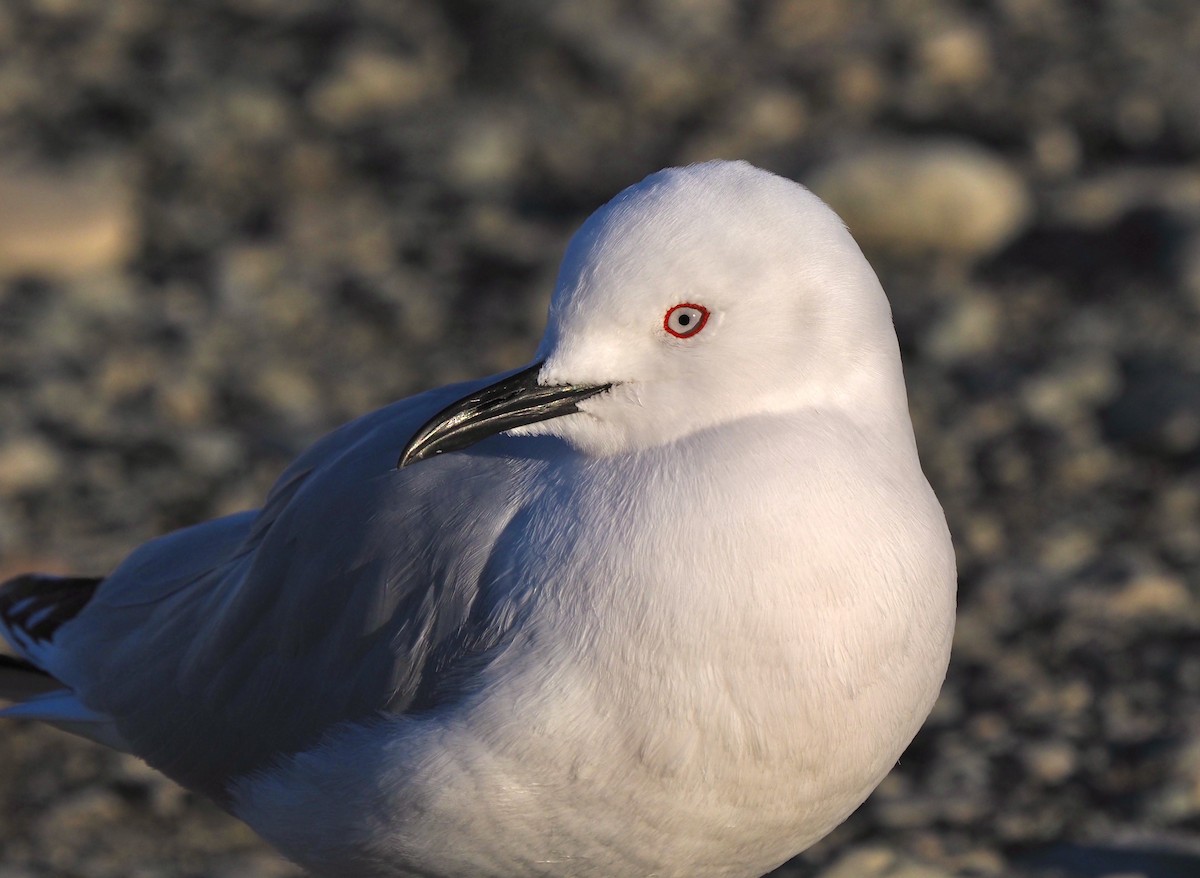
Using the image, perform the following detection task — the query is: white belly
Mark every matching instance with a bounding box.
[232,606,951,878]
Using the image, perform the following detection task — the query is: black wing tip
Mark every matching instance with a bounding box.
[0,652,63,700]
[0,573,102,645]
[0,653,51,676]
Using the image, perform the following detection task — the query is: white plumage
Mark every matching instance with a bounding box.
[1,161,956,877]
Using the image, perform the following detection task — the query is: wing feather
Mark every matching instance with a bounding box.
[38,378,539,800]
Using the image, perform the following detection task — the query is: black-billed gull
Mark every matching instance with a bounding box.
[1,161,957,878]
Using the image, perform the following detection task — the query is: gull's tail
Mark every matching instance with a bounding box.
[0,573,102,679]
[0,573,129,749]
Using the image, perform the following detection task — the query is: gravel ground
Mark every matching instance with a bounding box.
[2,1,1199,876]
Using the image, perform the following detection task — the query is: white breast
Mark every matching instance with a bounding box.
[232,414,956,878]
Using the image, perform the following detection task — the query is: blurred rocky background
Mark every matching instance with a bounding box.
[1,0,1199,876]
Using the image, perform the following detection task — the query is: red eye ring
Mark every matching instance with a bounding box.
[663,303,710,339]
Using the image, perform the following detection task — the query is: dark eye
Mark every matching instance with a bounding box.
[663,303,710,339]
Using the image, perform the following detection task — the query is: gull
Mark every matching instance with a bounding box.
[0,161,956,878]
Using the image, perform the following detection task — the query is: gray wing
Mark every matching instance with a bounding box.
[52,377,542,800]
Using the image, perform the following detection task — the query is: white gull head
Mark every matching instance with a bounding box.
[522,160,911,456]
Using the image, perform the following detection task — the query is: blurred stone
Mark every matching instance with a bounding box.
[445,110,527,192]
[0,437,63,494]
[0,160,138,280]
[1158,738,1200,820]
[33,787,125,839]
[1020,357,1121,428]
[310,49,449,125]
[1037,528,1098,575]
[962,513,1006,559]
[624,46,707,113]
[161,378,216,427]
[834,58,887,113]
[253,366,320,424]
[917,24,992,88]
[763,0,865,51]
[1056,446,1119,492]
[181,430,244,477]
[1107,573,1193,619]
[738,90,809,143]
[1117,94,1166,146]
[1026,680,1094,723]
[284,191,395,277]
[925,293,1001,362]
[646,0,739,42]
[1022,740,1078,783]
[807,141,1032,258]
[217,245,287,313]
[66,272,140,319]
[1031,125,1083,178]
[283,142,342,195]
[683,90,808,163]
[220,87,293,144]
[98,351,159,401]
[969,711,1009,743]
[1052,167,1200,227]
[816,846,956,878]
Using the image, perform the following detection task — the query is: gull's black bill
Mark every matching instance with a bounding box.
[398,362,611,468]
